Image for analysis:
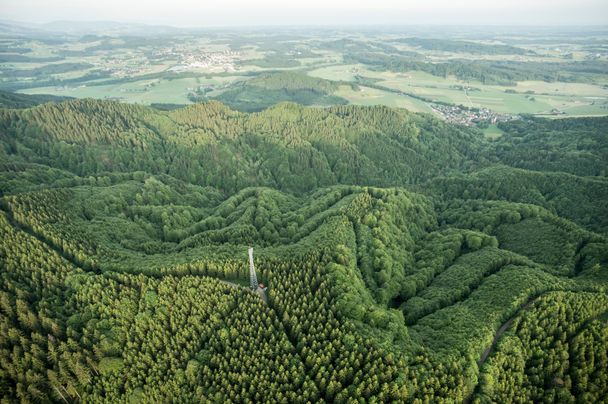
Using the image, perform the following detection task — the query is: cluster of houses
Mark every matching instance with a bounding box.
[96,46,241,78]
[159,48,240,72]
[99,54,151,78]
[430,103,519,126]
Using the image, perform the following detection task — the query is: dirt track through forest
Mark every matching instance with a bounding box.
[478,297,537,367]
[463,296,540,404]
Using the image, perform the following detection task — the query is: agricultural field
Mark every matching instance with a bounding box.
[309,65,608,116]
[2,25,607,122]
[20,76,244,105]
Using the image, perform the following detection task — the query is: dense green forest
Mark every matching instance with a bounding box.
[0,98,607,402]
[394,38,530,55]
[208,72,353,112]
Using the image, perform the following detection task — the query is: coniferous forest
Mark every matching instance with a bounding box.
[1,98,607,402]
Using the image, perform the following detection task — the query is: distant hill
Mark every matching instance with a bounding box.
[396,37,531,55]
[0,20,65,41]
[38,20,183,35]
[210,71,355,111]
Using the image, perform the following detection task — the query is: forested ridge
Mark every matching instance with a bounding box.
[343,52,608,85]
[0,98,607,402]
[0,90,72,110]
[209,72,354,112]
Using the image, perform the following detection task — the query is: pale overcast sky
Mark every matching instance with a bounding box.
[2,0,607,26]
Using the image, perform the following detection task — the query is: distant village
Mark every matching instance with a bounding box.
[430,103,519,126]
[160,48,240,73]
[97,47,240,78]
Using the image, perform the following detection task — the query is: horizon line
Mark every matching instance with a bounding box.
[3,19,608,30]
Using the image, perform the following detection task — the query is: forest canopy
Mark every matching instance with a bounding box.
[0,99,607,402]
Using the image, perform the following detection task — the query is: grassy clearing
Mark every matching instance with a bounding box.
[483,124,505,140]
[307,64,362,81]
[335,85,433,113]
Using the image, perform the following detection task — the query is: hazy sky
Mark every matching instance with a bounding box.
[2,0,608,26]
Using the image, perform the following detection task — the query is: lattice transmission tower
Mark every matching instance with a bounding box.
[248,247,258,290]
